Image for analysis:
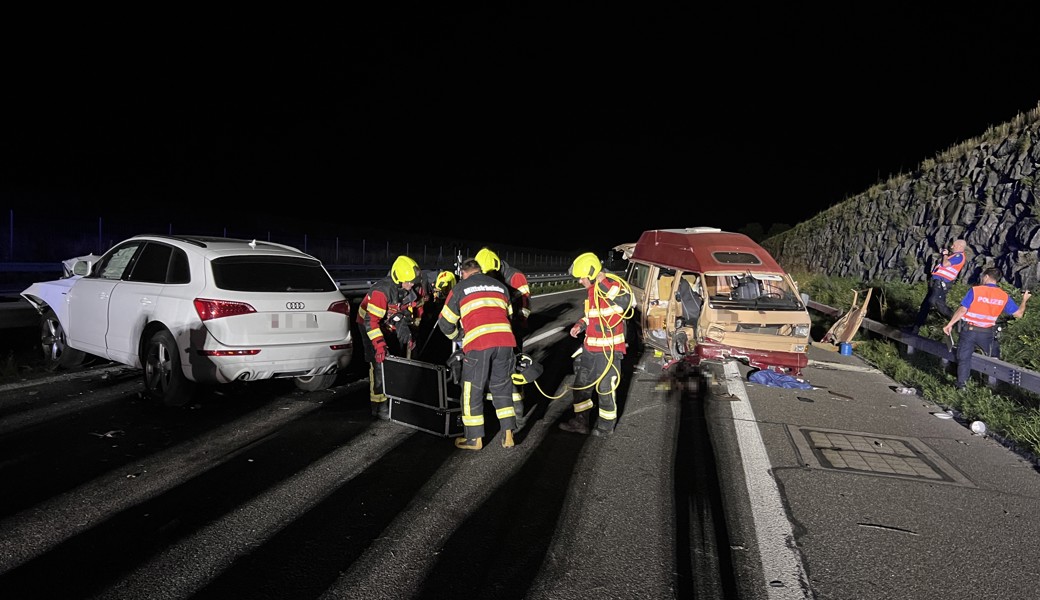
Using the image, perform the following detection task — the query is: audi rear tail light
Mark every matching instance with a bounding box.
[194,298,257,321]
[199,349,261,356]
[328,300,350,315]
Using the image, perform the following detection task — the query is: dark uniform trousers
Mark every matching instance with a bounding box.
[914,277,953,328]
[571,349,622,429]
[461,346,517,439]
[955,324,999,388]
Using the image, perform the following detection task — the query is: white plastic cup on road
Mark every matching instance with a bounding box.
[971,420,987,435]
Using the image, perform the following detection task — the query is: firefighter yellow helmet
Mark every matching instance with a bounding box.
[435,270,457,291]
[570,252,602,279]
[391,255,420,284]
[475,248,501,272]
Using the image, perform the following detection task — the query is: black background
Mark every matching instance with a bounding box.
[3,6,1039,253]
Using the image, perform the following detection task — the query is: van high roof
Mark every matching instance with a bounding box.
[629,227,785,274]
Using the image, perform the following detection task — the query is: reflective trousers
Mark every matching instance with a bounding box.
[570,349,622,426]
[460,346,517,439]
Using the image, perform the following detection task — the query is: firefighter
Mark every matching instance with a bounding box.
[409,270,456,321]
[437,258,518,450]
[410,269,458,362]
[559,252,632,436]
[475,247,531,426]
[942,267,1030,389]
[435,270,457,299]
[356,255,421,419]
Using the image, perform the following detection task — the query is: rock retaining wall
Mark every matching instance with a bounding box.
[763,103,1040,289]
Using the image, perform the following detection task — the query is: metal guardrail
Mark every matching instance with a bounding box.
[0,272,576,330]
[808,299,1040,396]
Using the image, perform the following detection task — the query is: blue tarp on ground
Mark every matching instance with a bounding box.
[749,369,813,389]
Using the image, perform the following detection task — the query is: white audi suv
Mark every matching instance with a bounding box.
[20,234,353,406]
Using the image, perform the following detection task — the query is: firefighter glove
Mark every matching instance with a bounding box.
[375,348,386,363]
[446,349,464,384]
[570,321,586,337]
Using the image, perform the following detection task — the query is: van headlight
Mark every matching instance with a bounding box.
[793,324,810,338]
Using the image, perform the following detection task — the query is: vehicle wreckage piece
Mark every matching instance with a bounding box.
[820,288,873,347]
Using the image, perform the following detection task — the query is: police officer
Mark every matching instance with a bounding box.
[911,239,968,333]
[942,267,1030,389]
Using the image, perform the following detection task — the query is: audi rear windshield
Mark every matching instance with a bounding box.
[211,256,338,293]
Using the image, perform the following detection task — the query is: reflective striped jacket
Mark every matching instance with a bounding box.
[580,275,630,353]
[437,272,515,352]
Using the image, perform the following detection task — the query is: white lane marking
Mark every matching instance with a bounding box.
[525,325,567,345]
[723,360,812,599]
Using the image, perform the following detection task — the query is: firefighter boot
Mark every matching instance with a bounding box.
[370,396,390,421]
[502,429,515,448]
[514,400,527,430]
[455,437,483,451]
[591,420,615,437]
[558,410,591,434]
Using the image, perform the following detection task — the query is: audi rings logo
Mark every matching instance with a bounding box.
[285,302,306,310]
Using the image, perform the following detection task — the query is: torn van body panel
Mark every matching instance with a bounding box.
[623,227,812,375]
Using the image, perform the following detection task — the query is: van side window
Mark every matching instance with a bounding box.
[628,262,651,290]
[655,268,675,303]
[707,275,729,298]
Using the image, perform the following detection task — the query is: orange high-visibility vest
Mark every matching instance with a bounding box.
[931,251,965,282]
[962,284,1009,327]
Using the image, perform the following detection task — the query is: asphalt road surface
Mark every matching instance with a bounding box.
[4,289,1040,600]
[0,290,745,599]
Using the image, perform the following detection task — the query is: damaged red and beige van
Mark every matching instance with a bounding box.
[619,227,811,375]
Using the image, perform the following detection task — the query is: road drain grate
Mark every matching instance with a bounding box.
[789,426,974,487]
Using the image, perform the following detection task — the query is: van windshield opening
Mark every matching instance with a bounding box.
[704,273,802,309]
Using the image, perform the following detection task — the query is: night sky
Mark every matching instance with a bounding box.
[3,7,1039,255]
